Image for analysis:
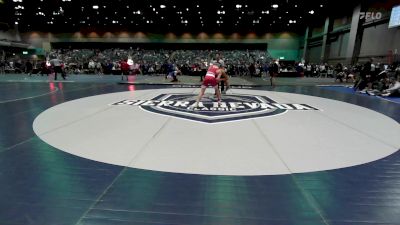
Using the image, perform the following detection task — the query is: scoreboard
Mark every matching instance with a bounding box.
[389,5,400,28]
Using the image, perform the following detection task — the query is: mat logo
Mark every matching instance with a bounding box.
[112,93,319,123]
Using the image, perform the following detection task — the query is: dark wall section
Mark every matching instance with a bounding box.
[359,23,400,59]
[304,0,400,65]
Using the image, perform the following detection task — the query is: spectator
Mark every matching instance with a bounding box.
[0,60,6,74]
[269,59,279,87]
[25,60,33,76]
[50,56,66,80]
[381,76,400,97]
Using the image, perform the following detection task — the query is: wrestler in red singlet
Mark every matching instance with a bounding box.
[192,61,223,108]
[202,64,219,87]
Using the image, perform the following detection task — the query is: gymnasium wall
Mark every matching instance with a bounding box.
[0,29,21,42]
[307,21,400,64]
[308,46,322,63]
[306,0,400,64]
[359,23,400,59]
[329,32,349,58]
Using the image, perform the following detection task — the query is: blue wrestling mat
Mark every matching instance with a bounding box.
[1,82,400,225]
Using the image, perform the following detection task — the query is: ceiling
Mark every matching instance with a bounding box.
[0,0,361,34]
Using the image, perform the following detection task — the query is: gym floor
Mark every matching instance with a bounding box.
[1,75,400,225]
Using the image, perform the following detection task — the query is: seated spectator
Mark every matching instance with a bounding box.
[381,76,400,97]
